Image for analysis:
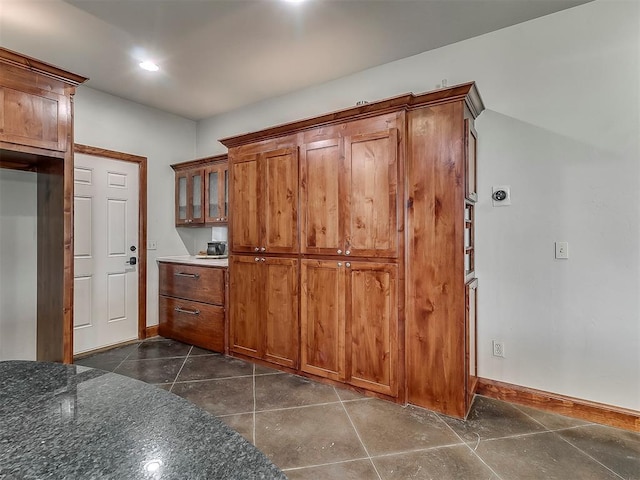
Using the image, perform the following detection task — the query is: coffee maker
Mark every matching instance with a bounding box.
[206,241,227,256]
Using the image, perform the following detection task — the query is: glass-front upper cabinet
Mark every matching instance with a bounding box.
[205,161,229,224]
[174,168,205,226]
[172,154,228,227]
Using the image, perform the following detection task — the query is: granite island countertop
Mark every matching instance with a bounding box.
[0,361,285,480]
[156,255,228,268]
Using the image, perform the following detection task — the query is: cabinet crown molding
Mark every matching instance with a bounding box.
[171,153,227,171]
[220,82,485,148]
[0,47,88,86]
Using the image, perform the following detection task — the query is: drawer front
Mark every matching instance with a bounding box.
[159,263,225,304]
[159,296,224,353]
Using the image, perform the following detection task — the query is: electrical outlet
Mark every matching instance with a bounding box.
[492,340,505,358]
[555,241,568,259]
[147,240,158,250]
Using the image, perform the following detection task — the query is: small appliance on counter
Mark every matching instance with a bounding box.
[196,241,227,259]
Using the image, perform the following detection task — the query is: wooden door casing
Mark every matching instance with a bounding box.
[346,261,398,396]
[300,260,345,381]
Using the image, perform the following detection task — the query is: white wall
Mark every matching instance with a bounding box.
[196,0,640,410]
[0,169,37,360]
[74,87,198,327]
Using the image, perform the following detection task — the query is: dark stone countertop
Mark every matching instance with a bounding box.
[0,361,286,480]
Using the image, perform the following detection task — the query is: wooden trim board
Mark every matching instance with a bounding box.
[145,325,159,338]
[477,378,640,432]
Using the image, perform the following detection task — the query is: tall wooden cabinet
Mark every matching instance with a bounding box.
[222,82,484,418]
[0,48,87,363]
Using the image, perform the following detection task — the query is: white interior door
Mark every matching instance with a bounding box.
[73,154,139,354]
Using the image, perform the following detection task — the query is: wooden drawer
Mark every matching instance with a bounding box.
[159,296,224,353]
[159,262,225,305]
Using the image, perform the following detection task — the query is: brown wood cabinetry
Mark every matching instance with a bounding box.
[158,262,226,352]
[229,255,298,368]
[300,128,398,258]
[171,154,228,226]
[222,82,484,418]
[0,48,87,363]
[230,147,298,254]
[300,259,398,396]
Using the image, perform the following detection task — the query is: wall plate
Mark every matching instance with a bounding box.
[492,185,511,206]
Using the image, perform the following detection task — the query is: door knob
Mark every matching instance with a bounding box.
[125,257,137,266]
[130,245,136,252]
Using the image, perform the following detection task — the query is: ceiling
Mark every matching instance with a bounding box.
[1,0,590,121]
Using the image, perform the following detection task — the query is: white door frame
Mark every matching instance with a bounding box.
[73,144,148,346]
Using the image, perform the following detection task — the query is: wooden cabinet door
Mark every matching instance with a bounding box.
[300,139,345,256]
[300,260,345,381]
[345,129,398,258]
[175,168,205,225]
[188,169,205,225]
[465,278,478,412]
[205,163,228,223]
[263,257,299,368]
[0,84,69,152]
[346,261,398,396]
[230,154,261,253]
[464,119,478,202]
[229,255,262,359]
[262,148,298,254]
[175,170,190,226]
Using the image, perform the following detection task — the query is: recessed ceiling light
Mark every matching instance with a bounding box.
[139,60,159,72]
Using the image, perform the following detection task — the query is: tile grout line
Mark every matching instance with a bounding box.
[169,346,192,392]
[252,363,257,445]
[281,456,372,473]
[555,433,626,480]
[111,341,143,372]
[334,386,383,480]
[434,413,505,480]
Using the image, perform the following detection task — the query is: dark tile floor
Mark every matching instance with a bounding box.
[75,337,640,480]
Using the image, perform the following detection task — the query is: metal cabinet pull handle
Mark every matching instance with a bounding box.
[254,247,260,252]
[260,247,266,252]
[345,262,351,268]
[174,272,200,279]
[174,307,200,315]
[255,257,260,262]
[337,249,342,255]
[337,262,343,267]
[345,250,351,255]
[260,258,266,262]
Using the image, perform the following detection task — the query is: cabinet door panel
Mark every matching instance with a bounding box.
[347,262,398,396]
[189,170,204,224]
[229,256,262,359]
[0,86,68,152]
[263,148,298,253]
[264,258,299,368]
[465,278,478,412]
[300,139,343,255]
[346,129,398,258]
[175,173,189,225]
[300,260,345,380]
[231,158,260,252]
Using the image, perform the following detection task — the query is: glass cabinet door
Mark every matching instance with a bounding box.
[191,172,204,223]
[176,174,188,224]
[205,163,228,223]
[223,168,228,220]
[209,169,220,219]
